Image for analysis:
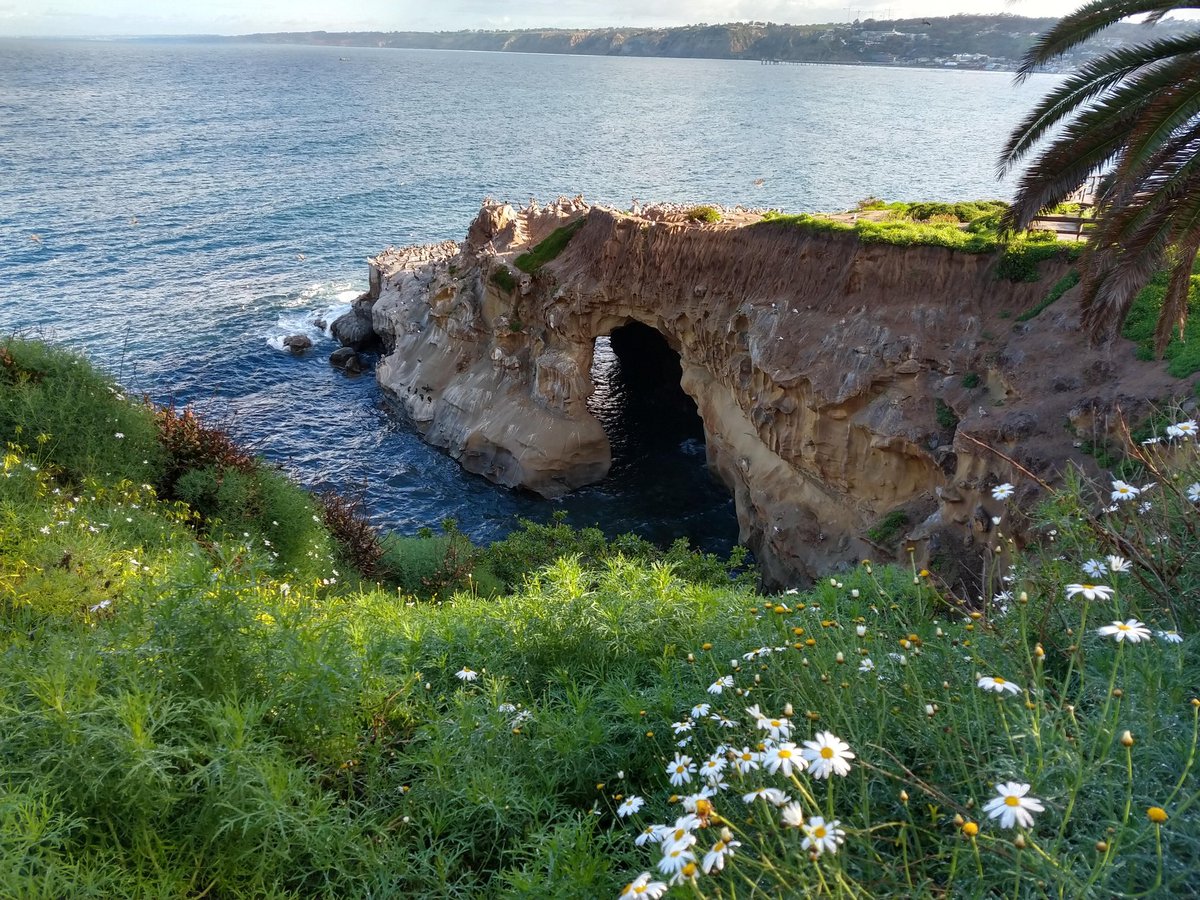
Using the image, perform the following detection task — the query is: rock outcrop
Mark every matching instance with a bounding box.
[360,199,1190,587]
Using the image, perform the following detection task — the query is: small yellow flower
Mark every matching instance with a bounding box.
[1095,840,1109,853]
[961,821,978,837]
[1147,807,1168,824]
[702,642,713,651]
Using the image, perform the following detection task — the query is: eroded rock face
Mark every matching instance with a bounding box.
[364,199,1189,587]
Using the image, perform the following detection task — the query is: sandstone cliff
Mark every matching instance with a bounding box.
[356,199,1189,587]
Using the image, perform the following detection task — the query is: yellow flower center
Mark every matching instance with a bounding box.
[1082,584,1095,590]
[1005,796,1020,807]
[1117,623,1131,632]
[814,826,827,838]
[821,747,834,759]
[994,677,1006,684]
[633,887,647,896]
[675,766,684,773]
[770,720,781,727]
[779,749,792,759]
[741,753,752,761]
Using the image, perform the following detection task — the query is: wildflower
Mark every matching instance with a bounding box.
[747,705,792,740]
[671,720,693,735]
[701,836,740,874]
[1156,629,1183,644]
[38,525,51,534]
[114,432,124,439]
[763,742,801,777]
[983,782,1045,829]
[780,801,805,828]
[699,755,727,782]
[858,657,875,673]
[1188,483,1200,502]
[1097,619,1152,643]
[690,703,711,718]
[802,731,855,779]
[1147,806,1169,824]
[1065,583,1115,601]
[1106,555,1131,573]
[635,825,665,847]
[801,816,846,856]
[977,675,1021,696]
[1121,730,1134,747]
[732,746,760,774]
[742,787,789,806]
[962,821,979,837]
[710,714,738,728]
[667,754,696,787]
[1111,480,1141,501]
[619,873,668,899]
[455,667,478,681]
[656,844,695,876]
[992,483,1015,501]
[668,862,699,887]
[1166,419,1198,439]
[708,675,734,694]
[660,814,700,851]
[618,796,645,818]
[1081,559,1108,578]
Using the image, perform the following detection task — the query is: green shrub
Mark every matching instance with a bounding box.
[1122,268,1200,376]
[513,218,586,274]
[866,508,910,545]
[489,265,517,293]
[961,372,981,389]
[684,205,722,224]
[935,397,960,430]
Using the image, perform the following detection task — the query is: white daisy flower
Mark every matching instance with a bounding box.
[762,742,802,777]
[634,825,666,847]
[982,782,1045,829]
[690,703,711,718]
[801,816,846,856]
[748,706,792,740]
[710,714,738,728]
[1167,419,1198,439]
[1111,480,1141,501]
[858,657,876,673]
[801,731,855,779]
[659,815,700,852]
[1097,619,1152,643]
[991,483,1015,501]
[667,754,695,787]
[707,675,734,694]
[731,746,761,774]
[617,796,645,818]
[780,801,806,828]
[1081,559,1107,578]
[671,720,693,735]
[699,755,727,782]
[455,667,478,681]
[1106,555,1131,573]
[701,837,740,874]
[1065,583,1114,601]
[742,787,790,806]
[977,675,1021,696]
[655,844,695,876]
[619,872,668,899]
[855,624,867,637]
[1157,629,1184,644]
[1187,483,1200,502]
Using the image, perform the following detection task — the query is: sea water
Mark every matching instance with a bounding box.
[0,39,1056,553]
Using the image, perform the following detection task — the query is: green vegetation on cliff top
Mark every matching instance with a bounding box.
[514,218,586,275]
[3,336,1200,897]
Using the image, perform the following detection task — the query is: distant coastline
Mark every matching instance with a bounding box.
[137,14,1197,75]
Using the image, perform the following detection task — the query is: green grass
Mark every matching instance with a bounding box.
[866,509,910,545]
[1122,269,1200,377]
[757,202,1083,283]
[1017,270,1081,322]
[489,265,517,293]
[4,338,1200,897]
[513,218,586,275]
[961,372,981,389]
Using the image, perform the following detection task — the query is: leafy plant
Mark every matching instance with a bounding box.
[513,218,586,274]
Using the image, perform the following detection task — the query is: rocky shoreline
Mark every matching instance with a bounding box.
[331,198,1191,588]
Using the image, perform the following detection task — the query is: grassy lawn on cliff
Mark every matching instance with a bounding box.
[2,338,1200,898]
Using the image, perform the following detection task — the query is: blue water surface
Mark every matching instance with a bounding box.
[0,40,1056,554]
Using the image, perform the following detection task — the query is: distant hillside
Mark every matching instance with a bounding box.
[223,15,1195,71]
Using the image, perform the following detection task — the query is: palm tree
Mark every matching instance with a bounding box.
[999,0,1200,352]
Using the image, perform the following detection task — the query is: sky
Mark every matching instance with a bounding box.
[0,0,1098,37]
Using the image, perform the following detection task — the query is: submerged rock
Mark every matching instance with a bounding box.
[329,346,364,374]
[283,334,313,352]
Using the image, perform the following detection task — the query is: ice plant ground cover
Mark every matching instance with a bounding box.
[1,338,1199,897]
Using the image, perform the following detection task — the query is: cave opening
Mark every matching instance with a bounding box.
[583,320,737,553]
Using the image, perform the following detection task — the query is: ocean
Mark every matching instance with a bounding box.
[0,39,1056,554]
